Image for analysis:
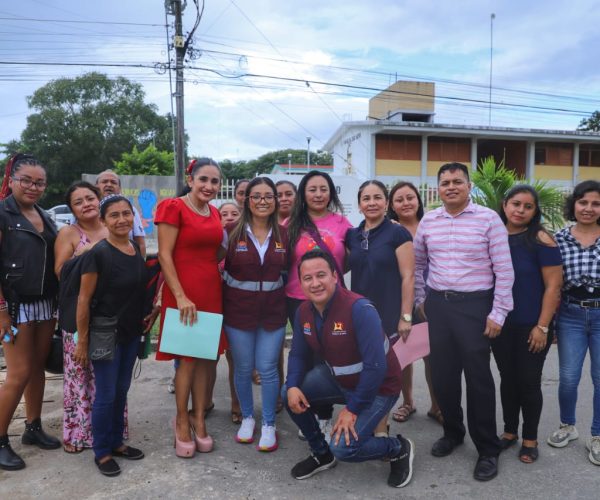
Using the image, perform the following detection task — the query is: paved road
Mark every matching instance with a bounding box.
[0,345,597,499]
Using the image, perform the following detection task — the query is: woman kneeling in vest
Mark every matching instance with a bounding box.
[223,177,288,452]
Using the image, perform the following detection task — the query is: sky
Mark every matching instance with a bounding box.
[1,0,599,162]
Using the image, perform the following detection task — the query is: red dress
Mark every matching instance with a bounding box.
[154,197,227,360]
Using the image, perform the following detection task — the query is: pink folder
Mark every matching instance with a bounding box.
[392,322,430,369]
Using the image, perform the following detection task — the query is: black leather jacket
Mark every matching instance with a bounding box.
[0,195,58,299]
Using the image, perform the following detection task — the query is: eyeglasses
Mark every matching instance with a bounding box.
[361,230,369,250]
[249,194,275,203]
[12,177,47,190]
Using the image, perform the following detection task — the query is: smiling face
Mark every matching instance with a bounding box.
[391,185,420,222]
[101,200,134,237]
[9,164,47,206]
[305,175,330,216]
[438,169,471,214]
[574,190,600,226]
[359,183,387,223]
[187,164,221,205]
[277,182,296,219]
[503,191,537,231]
[69,187,100,222]
[219,203,241,227]
[299,257,337,311]
[247,182,277,219]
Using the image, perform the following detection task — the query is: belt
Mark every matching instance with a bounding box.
[564,296,600,309]
[430,289,493,301]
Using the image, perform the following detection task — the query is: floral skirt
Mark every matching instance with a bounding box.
[62,330,128,447]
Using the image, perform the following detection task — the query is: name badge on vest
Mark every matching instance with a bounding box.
[236,241,248,252]
[332,321,347,336]
[274,241,286,253]
[303,322,312,336]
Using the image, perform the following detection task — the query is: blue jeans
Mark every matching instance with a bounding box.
[91,338,138,459]
[225,324,286,425]
[557,302,600,436]
[282,364,402,461]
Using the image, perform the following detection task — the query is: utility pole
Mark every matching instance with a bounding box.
[173,0,186,189]
[489,13,495,126]
[306,137,311,170]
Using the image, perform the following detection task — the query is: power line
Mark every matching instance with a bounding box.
[0,15,166,27]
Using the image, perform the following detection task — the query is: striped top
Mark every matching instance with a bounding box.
[414,201,514,325]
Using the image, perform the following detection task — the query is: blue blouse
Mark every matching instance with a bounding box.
[346,218,412,336]
[505,231,563,326]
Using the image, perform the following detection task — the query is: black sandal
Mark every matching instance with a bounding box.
[112,445,144,460]
[499,435,518,450]
[95,457,121,477]
[518,444,539,464]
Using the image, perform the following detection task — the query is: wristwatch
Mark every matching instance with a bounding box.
[536,325,549,334]
[401,313,412,323]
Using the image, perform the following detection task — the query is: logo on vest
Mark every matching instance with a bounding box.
[332,322,347,336]
[274,241,286,253]
[303,322,312,335]
[236,241,248,252]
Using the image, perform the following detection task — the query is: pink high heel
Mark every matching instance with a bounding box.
[172,418,195,458]
[190,422,214,453]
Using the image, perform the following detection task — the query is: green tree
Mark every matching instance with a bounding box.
[114,144,174,176]
[219,148,333,180]
[471,156,565,230]
[578,110,600,131]
[8,72,179,206]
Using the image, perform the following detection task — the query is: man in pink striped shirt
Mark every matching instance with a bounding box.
[414,162,514,482]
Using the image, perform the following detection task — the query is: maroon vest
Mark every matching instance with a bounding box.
[223,225,288,331]
[298,287,402,395]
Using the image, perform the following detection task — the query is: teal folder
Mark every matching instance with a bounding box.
[160,307,223,360]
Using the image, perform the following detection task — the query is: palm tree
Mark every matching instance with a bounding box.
[471,156,565,230]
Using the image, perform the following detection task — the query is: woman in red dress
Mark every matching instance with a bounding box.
[154,158,226,458]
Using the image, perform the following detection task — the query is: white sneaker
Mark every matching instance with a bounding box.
[236,417,255,443]
[257,424,278,452]
[586,436,600,465]
[547,423,579,448]
[319,419,332,443]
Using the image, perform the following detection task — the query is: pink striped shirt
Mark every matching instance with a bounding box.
[414,201,514,325]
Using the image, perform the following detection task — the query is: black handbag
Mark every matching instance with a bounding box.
[45,329,64,374]
[88,315,119,361]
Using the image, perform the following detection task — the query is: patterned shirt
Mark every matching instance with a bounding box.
[555,226,600,293]
[414,200,514,325]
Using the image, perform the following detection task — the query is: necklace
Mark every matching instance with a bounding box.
[186,194,210,217]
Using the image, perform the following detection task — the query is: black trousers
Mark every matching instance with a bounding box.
[425,290,501,457]
[491,323,553,441]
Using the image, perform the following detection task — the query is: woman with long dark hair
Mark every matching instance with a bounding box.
[74,194,148,476]
[0,154,60,471]
[493,185,562,463]
[286,170,352,439]
[54,181,129,454]
[223,177,288,451]
[548,180,600,466]
[387,181,441,425]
